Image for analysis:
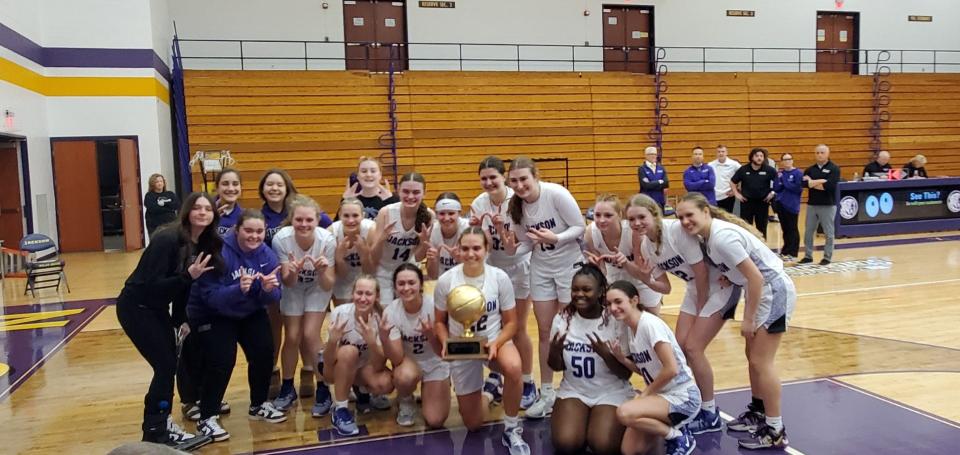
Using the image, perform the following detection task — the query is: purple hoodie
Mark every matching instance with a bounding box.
[187,232,281,322]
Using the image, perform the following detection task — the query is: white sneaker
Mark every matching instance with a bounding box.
[501,424,531,455]
[197,416,229,442]
[524,389,555,419]
[166,416,197,443]
[396,396,417,427]
[249,402,287,423]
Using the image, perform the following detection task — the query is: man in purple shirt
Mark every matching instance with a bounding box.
[683,146,717,205]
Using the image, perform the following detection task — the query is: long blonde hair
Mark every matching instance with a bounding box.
[624,193,664,256]
[678,192,764,239]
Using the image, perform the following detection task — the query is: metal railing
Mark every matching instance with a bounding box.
[174,38,960,73]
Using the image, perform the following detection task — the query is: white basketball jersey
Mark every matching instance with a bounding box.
[701,219,785,286]
[471,188,531,270]
[429,217,470,276]
[589,220,657,293]
[385,295,443,368]
[271,226,336,291]
[552,312,633,398]
[434,264,515,341]
[510,181,585,274]
[329,219,375,298]
[329,303,381,356]
[377,202,422,276]
[627,312,696,393]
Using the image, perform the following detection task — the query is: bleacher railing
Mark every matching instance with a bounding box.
[174,38,960,73]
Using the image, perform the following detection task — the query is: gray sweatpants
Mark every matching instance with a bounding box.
[804,205,836,260]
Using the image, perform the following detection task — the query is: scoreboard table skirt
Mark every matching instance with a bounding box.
[834,177,960,237]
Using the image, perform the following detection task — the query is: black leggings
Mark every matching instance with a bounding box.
[776,207,800,257]
[740,198,770,238]
[195,309,274,419]
[176,332,204,405]
[117,300,176,418]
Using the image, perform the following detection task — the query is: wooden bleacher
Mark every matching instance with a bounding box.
[184,70,960,211]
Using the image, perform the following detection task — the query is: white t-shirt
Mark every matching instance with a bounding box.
[377,202,421,277]
[329,303,382,356]
[627,312,696,393]
[509,181,585,274]
[709,158,742,201]
[434,264,515,342]
[429,217,471,276]
[692,219,784,286]
[471,188,532,270]
[329,219,376,299]
[384,295,442,367]
[551,312,633,398]
[271,226,336,291]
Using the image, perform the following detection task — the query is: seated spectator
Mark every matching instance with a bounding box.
[863,150,892,176]
[902,154,928,179]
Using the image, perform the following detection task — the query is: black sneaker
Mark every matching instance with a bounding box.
[798,257,813,264]
[738,422,789,449]
[819,259,831,266]
[727,409,764,432]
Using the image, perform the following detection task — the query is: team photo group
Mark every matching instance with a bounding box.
[122,147,804,455]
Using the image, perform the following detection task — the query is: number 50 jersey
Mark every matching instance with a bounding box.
[551,312,633,401]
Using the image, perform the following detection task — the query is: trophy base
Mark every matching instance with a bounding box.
[444,337,487,360]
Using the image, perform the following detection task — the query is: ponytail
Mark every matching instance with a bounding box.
[679,192,764,239]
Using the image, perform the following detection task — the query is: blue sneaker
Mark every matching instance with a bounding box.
[482,375,503,405]
[501,425,531,455]
[271,386,298,412]
[312,383,332,417]
[520,381,538,410]
[687,408,722,434]
[331,407,359,436]
[664,427,696,455]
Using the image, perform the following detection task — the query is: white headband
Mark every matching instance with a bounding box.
[435,198,462,212]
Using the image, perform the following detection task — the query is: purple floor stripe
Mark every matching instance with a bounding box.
[257,379,960,454]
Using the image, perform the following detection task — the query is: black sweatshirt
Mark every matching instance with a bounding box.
[803,160,842,206]
[144,191,180,232]
[117,227,193,325]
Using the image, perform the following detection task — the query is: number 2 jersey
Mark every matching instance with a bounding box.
[384,295,443,372]
[434,263,515,342]
[550,311,633,400]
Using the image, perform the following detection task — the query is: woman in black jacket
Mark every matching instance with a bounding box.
[144,174,181,236]
[117,192,223,446]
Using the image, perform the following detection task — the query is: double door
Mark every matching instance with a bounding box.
[602,6,653,73]
[816,12,859,74]
[343,0,408,71]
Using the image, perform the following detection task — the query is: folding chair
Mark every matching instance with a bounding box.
[19,233,70,297]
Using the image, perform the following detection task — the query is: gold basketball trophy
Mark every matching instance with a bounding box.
[443,284,488,360]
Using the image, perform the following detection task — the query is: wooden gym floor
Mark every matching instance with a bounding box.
[2,220,960,454]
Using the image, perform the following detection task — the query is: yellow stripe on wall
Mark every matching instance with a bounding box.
[0,56,169,103]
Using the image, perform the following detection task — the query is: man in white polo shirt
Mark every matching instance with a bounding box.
[709,144,741,213]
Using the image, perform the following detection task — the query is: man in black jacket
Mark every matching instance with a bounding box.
[800,144,841,265]
[863,150,892,177]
